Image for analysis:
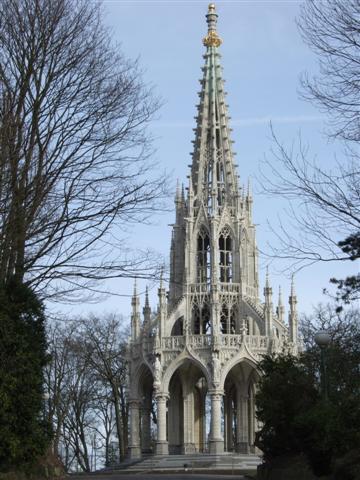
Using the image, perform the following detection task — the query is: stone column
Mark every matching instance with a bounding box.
[224,398,228,451]
[155,394,169,455]
[183,386,195,453]
[141,403,152,453]
[226,395,233,452]
[200,391,206,452]
[248,390,255,452]
[236,393,249,453]
[209,390,224,454]
[128,399,141,459]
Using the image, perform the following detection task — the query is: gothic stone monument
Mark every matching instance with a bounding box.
[127,3,298,460]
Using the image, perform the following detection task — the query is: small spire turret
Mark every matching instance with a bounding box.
[289,275,298,344]
[131,279,141,341]
[277,286,285,323]
[143,286,151,328]
[175,179,181,204]
[264,267,273,336]
[158,268,167,338]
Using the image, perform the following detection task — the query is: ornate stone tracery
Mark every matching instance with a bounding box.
[127,3,299,460]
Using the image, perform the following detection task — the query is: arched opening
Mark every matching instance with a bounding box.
[136,364,155,454]
[167,360,209,454]
[168,371,184,453]
[197,228,210,284]
[192,303,210,334]
[171,316,184,336]
[216,162,225,206]
[220,304,236,334]
[222,361,259,453]
[219,228,232,282]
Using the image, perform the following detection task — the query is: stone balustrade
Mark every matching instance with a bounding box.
[131,333,271,360]
[159,333,270,355]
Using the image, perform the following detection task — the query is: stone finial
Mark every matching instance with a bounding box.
[289,275,298,344]
[203,3,222,47]
[131,278,140,341]
[278,285,283,306]
[290,274,296,298]
[159,266,164,290]
[277,286,285,323]
[143,285,151,327]
[131,278,139,307]
[145,285,150,307]
[175,179,181,203]
[265,266,270,290]
[247,177,252,198]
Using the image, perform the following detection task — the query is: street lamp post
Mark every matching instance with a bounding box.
[314,330,331,401]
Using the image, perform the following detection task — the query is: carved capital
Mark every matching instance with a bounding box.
[128,399,142,409]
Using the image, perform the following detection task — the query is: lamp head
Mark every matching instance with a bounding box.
[314,330,331,348]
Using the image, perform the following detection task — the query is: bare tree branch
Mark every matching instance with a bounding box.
[0,0,168,301]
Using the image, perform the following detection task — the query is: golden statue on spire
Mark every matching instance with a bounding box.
[203,3,222,48]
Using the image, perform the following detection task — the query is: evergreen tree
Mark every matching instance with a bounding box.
[0,280,51,471]
[255,309,360,478]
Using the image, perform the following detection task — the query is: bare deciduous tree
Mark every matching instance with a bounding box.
[82,314,128,462]
[44,321,77,459]
[298,0,360,142]
[300,303,360,350]
[0,0,166,301]
[45,315,128,471]
[260,129,360,269]
[259,0,360,300]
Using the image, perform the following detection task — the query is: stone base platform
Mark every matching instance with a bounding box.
[106,452,261,473]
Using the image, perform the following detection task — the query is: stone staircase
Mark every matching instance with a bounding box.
[106,452,261,473]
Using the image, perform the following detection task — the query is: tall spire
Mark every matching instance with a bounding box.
[190,3,238,215]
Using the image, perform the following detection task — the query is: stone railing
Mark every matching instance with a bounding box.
[188,334,212,348]
[244,334,269,351]
[160,333,270,355]
[189,284,210,294]
[161,336,185,351]
[219,282,241,294]
[220,334,269,353]
[161,334,212,351]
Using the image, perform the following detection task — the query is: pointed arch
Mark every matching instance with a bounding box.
[219,225,233,282]
[220,303,237,334]
[192,302,210,334]
[161,351,211,394]
[220,355,260,391]
[131,362,154,398]
[197,225,211,284]
[171,316,184,336]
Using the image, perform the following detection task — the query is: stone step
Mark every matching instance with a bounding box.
[107,453,261,472]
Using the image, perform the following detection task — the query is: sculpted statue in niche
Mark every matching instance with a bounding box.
[212,350,221,386]
[154,355,162,386]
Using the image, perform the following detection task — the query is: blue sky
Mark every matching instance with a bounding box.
[54,0,359,321]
